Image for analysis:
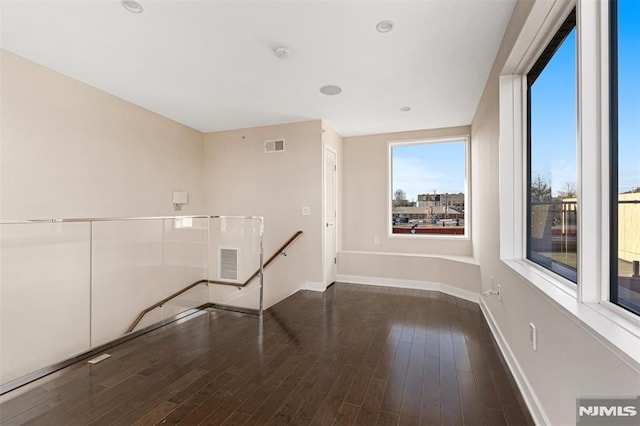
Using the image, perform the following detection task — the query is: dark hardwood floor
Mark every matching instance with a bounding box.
[0,283,533,425]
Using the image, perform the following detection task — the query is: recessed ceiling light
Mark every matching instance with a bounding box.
[320,85,342,96]
[376,20,394,33]
[400,106,411,112]
[121,0,143,14]
[273,47,292,59]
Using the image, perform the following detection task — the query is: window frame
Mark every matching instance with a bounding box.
[498,0,640,366]
[526,8,578,284]
[609,0,620,310]
[608,0,640,318]
[387,135,470,240]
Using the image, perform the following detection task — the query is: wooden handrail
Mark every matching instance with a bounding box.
[125,230,303,334]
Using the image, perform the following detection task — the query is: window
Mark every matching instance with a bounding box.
[498,0,639,365]
[526,9,577,283]
[389,137,468,237]
[610,0,640,316]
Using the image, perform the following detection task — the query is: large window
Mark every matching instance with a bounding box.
[499,0,639,362]
[527,9,577,283]
[389,137,468,237]
[610,0,640,316]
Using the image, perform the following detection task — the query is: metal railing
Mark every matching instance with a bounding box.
[0,214,270,393]
[125,230,303,333]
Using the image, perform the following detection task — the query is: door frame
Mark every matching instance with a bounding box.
[323,145,338,287]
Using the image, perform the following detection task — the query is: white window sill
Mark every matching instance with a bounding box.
[502,258,640,373]
[386,232,470,241]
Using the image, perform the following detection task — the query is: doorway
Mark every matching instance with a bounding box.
[324,146,337,286]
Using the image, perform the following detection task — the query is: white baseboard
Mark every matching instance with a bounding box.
[305,281,327,292]
[479,298,549,426]
[336,274,479,303]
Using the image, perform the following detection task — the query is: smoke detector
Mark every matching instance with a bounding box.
[273,47,292,59]
[319,85,342,96]
[376,20,394,33]
[121,0,143,14]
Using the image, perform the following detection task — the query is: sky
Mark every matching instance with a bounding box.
[529,28,577,197]
[392,141,465,201]
[393,1,638,201]
[531,0,639,196]
[617,0,640,194]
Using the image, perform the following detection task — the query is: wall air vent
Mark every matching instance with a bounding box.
[219,248,239,281]
[265,139,285,153]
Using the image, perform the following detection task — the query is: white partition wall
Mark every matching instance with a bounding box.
[208,217,263,310]
[91,218,209,346]
[0,215,262,391]
[161,218,209,318]
[0,222,91,384]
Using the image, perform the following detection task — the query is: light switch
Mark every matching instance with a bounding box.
[301,206,311,216]
[173,192,188,204]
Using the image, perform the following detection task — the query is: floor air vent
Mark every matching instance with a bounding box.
[219,248,239,281]
[265,139,285,153]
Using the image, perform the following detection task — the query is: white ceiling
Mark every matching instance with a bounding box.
[0,0,516,137]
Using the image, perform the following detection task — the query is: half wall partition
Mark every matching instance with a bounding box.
[0,215,263,392]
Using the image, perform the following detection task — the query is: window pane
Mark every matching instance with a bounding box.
[390,140,466,236]
[612,0,640,315]
[527,14,577,282]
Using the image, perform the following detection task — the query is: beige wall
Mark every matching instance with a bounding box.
[338,126,479,296]
[202,121,324,307]
[0,49,209,384]
[0,49,205,220]
[342,126,472,255]
[472,1,640,424]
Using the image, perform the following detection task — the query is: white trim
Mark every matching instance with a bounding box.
[305,281,327,292]
[576,0,605,303]
[503,259,640,373]
[480,299,550,426]
[502,0,576,75]
[338,249,479,265]
[499,74,527,261]
[322,144,338,287]
[598,0,612,303]
[336,274,479,303]
[387,135,471,240]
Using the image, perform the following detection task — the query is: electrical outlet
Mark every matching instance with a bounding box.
[497,283,502,301]
[374,237,380,245]
[529,322,537,351]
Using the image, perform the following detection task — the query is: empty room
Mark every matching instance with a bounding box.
[0,0,639,425]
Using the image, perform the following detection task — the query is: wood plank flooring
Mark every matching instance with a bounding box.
[0,283,533,425]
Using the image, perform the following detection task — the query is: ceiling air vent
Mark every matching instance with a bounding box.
[219,248,238,281]
[265,139,285,153]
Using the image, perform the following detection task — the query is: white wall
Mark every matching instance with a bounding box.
[0,49,205,220]
[0,222,90,384]
[0,49,209,385]
[91,218,208,346]
[202,121,323,307]
[472,1,640,424]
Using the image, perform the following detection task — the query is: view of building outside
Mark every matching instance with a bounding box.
[613,0,639,314]
[527,0,638,313]
[527,12,579,283]
[390,139,466,235]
